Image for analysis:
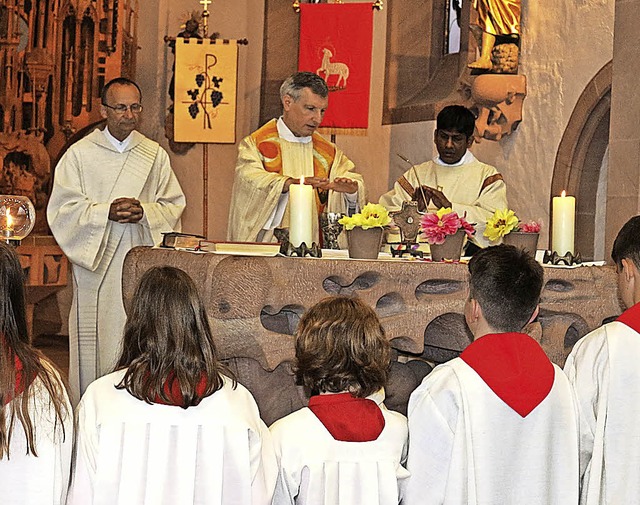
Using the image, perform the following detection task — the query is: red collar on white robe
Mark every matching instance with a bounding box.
[153,372,208,408]
[3,353,32,406]
[460,332,554,418]
[617,302,640,334]
[308,392,385,442]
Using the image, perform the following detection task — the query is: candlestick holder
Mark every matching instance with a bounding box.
[543,250,582,266]
[279,240,322,258]
[274,228,322,257]
[0,195,36,246]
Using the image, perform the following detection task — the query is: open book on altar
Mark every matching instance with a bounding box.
[199,241,282,256]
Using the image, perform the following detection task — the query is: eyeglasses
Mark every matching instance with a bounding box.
[102,103,143,114]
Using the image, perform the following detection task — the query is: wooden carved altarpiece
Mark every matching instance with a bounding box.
[0,0,138,336]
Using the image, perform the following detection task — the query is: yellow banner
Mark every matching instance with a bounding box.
[174,38,238,143]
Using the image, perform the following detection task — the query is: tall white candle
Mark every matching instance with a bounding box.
[552,190,575,255]
[289,177,314,247]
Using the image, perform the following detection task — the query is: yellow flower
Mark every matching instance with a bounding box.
[436,207,453,219]
[484,208,519,242]
[339,203,391,230]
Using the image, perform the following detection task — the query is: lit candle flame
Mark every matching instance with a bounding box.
[6,212,12,230]
[561,190,566,198]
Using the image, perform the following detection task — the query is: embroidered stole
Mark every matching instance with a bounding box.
[251,120,336,213]
[76,138,159,392]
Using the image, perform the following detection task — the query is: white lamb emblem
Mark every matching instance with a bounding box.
[316,48,350,88]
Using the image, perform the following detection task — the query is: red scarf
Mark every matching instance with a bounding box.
[617,302,640,334]
[152,371,209,407]
[461,332,554,417]
[2,353,34,406]
[308,392,385,442]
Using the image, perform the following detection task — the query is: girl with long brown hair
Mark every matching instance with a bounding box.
[0,242,72,504]
[68,266,276,504]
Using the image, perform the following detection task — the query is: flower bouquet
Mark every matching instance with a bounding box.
[484,209,541,254]
[339,203,392,259]
[420,207,475,261]
[339,203,392,230]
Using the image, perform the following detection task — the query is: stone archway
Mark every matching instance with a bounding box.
[552,61,612,261]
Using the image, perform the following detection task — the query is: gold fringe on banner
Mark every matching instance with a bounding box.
[319,127,369,137]
[293,1,382,13]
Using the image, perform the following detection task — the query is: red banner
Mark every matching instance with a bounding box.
[299,3,374,130]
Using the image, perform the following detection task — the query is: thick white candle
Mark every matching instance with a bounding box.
[289,178,314,247]
[552,190,575,255]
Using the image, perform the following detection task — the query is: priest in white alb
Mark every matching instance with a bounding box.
[404,245,579,505]
[379,105,507,249]
[227,72,366,244]
[564,215,640,505]
[47,77,185,400]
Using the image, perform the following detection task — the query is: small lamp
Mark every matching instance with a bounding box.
[0,195,36,246]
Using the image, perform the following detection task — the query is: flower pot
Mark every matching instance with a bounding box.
[429,230,466,261]
[347,227,384,259]
[503,231,539,255]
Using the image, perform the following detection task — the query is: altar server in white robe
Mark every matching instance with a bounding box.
[68,266,277,505]
[405,245,580,505]
[270,296,409,505]
[228,72,366,245]
[564,215,640,505]
[379,105,507,248]
[0,243,73,505]
[47,77,185,400]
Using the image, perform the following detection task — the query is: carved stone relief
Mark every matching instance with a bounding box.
[123,248,622,422]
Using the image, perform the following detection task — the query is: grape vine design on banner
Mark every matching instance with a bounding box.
[184,54,225,129]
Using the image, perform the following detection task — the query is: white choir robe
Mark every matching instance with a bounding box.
[404,339,580,505]
[0,367,73,505]
[47,129,185,400]
[564,303,640,505]
[378,153,507,247]
[68,370,277,505]
[269,390,409,505]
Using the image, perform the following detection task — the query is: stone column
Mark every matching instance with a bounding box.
[606,0,640,257]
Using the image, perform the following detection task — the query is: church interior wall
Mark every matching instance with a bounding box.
[133,0,614,247]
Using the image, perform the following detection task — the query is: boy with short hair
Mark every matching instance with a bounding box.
[564,215,640,504]
[405,244,579,504]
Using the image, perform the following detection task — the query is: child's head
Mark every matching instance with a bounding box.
[116,266,230,407]
[612,216,640,270]
[295,296,390,398]
[468,244,544,333]
[611,215,640,308]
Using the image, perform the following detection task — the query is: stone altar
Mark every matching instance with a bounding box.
[123,247,622,424]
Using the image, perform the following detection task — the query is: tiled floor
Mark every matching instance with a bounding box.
[34,334,69,379]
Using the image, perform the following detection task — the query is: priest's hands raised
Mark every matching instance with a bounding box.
[109,197,144,223]
[282,176,357,194]
[413,186,452,211]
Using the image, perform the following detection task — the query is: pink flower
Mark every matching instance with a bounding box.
[519,221,541,233]
[460,217,476,238]
[421,211,465,245]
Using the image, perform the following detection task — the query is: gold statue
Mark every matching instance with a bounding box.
[468,0,521,71]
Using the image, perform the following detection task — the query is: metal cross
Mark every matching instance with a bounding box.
[199,0,212,11]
